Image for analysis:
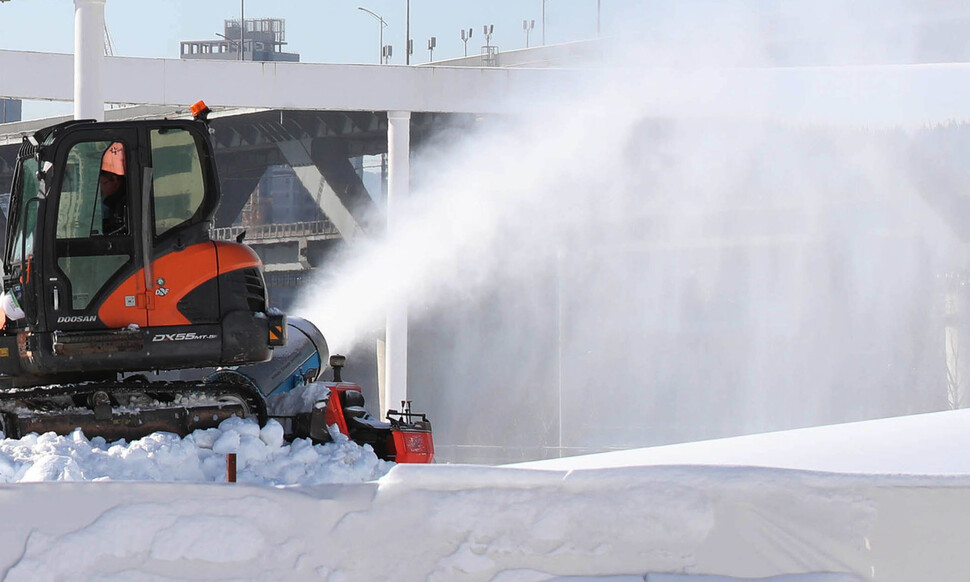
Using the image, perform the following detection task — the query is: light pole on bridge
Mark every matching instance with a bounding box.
[358,6,387,64]
[239,0,245,61]
[542,0,603,45]
[460,27,472,57]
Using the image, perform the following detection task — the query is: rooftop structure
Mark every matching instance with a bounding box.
[180,18,299,62]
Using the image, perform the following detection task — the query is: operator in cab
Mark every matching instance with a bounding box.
[99,141,127,235]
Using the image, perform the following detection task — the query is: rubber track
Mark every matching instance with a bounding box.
[0,379,268,427]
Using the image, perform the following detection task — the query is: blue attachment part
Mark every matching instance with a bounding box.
[265,351,322,397]
[233,317,329,399]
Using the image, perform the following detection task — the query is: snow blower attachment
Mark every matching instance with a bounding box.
[314,355,434,463]
[0,109,433,463]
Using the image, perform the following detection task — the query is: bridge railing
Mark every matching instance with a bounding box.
[210,219,340,242]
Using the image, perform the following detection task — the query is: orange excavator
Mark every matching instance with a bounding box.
[0,102,432,463]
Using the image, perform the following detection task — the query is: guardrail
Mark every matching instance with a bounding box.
[210,220,340,242]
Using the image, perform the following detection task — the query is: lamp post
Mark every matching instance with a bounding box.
[597,0,601,36]
[482,24,496,66]
[460,27,472,57]
[541,0,546,45]
[406,0,410,65]
[215,32,240,55]
[358,6,387,64]
[523,19,535,48]
[542,0,600,43]
[427,36,436,62]
[239,0,244,61]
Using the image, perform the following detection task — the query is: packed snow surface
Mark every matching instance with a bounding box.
[0,409,967,580]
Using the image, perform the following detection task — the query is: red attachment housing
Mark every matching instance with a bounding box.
[324,383,352,436]
[391,427,435,463]
[322,382,434,464]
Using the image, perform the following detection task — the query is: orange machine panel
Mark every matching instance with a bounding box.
[147,242,222,327]
[100,241,262,328]
[100,242,217,328]
[213,240,262,273]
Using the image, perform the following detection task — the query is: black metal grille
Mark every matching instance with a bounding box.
[243,267,267,312]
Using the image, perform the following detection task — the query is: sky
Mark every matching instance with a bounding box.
[0,0,618,119]
[4,0,970,120]
[0,0,610,64]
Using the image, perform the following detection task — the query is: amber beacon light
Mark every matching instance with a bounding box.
[190,100,211,121]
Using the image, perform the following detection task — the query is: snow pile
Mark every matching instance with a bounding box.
[0,416,390,485]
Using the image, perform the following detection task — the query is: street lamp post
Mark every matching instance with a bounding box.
[482,24,496,66]
[239,0,244,61]
[405,0,410,65]
[358,6,387,64]
[215,32,240,54]
[523,19,535,48]
[427,36,436,62]
[542,0,601,44]
[541,0,546,45]
[597,0,601,36]
[460,27,472,57]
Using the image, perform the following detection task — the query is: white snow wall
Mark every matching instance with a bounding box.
[1,465,969,581]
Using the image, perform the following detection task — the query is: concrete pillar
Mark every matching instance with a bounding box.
[384,110,411,418]
[74,0,106,121]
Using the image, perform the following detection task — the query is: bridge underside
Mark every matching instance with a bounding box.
[207,110,471,234]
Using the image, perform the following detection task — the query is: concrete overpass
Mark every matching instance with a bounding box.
[0,49,578,114]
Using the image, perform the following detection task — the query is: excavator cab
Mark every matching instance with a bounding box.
[0,112,284,385]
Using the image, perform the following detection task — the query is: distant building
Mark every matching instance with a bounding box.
[180,19,309,240]
[240,166,324,227]
[0,99,21,123]
[180,18,299,62]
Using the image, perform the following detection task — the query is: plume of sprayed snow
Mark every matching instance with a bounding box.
[292,2,970,460]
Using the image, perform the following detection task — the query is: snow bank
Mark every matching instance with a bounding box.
[0,415,390,485]
[5,409,970,580]
[0,463,964,581]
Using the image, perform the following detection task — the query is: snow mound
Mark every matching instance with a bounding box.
[0,416,391,485]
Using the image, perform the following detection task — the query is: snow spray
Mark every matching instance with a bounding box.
[293,1,970,463]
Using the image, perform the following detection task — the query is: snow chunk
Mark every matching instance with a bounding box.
[260,419,285,448]
[266,381,331,416]
[20,455,83,482]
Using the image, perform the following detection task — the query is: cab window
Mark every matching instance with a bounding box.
[8,156,38,263]
[56,140,124,239]
[54,140,132,311]
[151,128,205,237]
